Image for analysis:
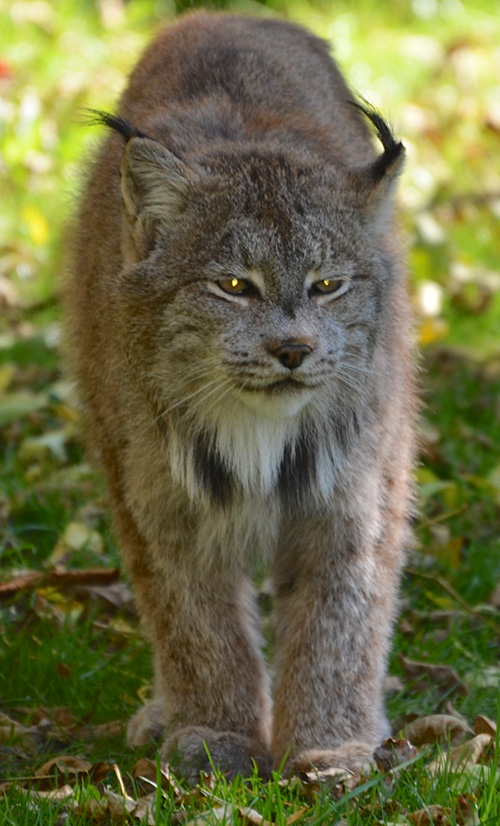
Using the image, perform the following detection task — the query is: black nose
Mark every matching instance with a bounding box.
[271,340,313,370]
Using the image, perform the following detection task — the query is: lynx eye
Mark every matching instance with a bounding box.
[217,277,254,296]
[309,277,347,298]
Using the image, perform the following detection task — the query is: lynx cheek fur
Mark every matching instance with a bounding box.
[67,11,415,781]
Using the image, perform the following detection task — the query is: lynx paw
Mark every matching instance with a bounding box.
[162,726,271,785]
[127,699,165,747]
[291,742,376,777]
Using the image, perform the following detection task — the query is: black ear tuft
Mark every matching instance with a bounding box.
[84,108,150,142]
[349,99,404,181]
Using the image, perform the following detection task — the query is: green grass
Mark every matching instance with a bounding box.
[1,0,500,823]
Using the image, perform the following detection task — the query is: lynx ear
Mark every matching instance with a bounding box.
[119,137,194,223]
[88,110,196,259]
[349,102,405,233]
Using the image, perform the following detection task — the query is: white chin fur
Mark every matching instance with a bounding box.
[235,387,313,420]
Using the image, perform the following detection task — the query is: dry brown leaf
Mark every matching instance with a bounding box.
[132,793,156,825]
[104,788,136,816]
[71,789,137,823]
[450,734,493,767]
[456,793,480,826]
[408,807,452,826]
[238,806,272,825]
[373,738,418,772]
[403,714,473,745]
[0,712,43,755]
[32,784,74,801]
[31,704,79,732]
[399,655,468,695]
[90,761,113,783]
[429,733,493,774]
[82,719,127,741]
[72,797,111,819]
[131,756,184,800]
[473,714,496,737]
[34,755,93,788]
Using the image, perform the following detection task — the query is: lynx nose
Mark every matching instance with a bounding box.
[270,340,314,370]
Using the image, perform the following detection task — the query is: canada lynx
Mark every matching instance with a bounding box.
[67,11,415,782]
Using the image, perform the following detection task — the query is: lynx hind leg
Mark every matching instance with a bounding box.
[127,698,165,747]
[163,726,272,785]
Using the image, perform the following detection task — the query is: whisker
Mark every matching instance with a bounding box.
[184,378,233,417]
[156,377,227,420]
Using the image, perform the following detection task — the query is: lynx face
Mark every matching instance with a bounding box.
[116,151,394,502]
[115,150,392,502]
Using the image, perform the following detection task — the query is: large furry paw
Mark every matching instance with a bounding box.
[162,726,271,785]
[127,699,165,747]
[291,742,376,777]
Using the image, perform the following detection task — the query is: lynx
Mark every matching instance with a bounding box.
[67,11,415,782]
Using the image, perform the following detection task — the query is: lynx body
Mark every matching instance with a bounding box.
[67,11,415,781]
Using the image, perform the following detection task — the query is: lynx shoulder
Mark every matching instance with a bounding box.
[67,11,416,782]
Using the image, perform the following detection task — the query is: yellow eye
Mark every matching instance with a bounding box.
[310,278,346,296]
[217,277,253,295]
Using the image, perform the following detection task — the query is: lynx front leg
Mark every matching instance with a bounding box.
[271,515,402,775]
[115,509,271,782]
[144,566,271,782]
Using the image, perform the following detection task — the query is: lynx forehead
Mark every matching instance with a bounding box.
[68,10,415,783]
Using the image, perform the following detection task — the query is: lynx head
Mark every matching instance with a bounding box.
[91,107,404,502]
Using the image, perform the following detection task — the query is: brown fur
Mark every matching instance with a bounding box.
[65,11,416,782]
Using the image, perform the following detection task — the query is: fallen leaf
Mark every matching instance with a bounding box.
[403,714,473,745]
[0,712,43,755]
[132,793,156,825]
[455,793,480,826]
[104,788,136,816]
[131,757,185,801]
[399,655,468,695]
[373,738,418,772]
[238,806,272,825]
[33,784,74,801]
[408,805,452,825]
[34,755,93,788]
[473,714,496,737]
[90,761,114,783]
[82,719,127,741]
[429,733,492,774]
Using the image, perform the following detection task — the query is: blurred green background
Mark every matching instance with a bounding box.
[1,0,499,359]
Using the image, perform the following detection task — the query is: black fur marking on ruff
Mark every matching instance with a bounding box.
[85,109,151,142]
[278,431,316,506]
[193,431,234,507]
[330,409,360,452]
